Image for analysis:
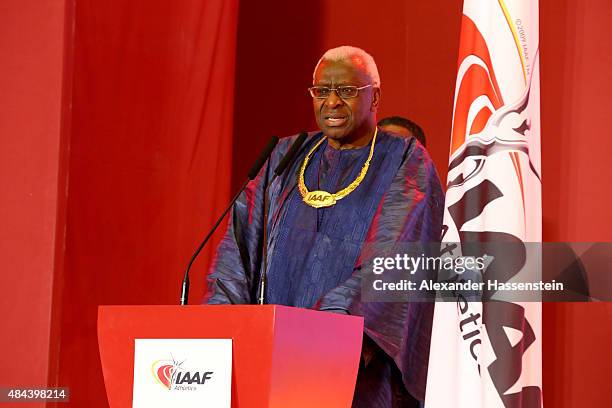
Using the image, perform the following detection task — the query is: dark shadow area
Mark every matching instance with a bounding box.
[232,0,322,191]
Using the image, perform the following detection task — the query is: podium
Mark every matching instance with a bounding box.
[98,305,364,408]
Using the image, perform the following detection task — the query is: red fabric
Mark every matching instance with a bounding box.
[0,1,69,402]
[540,1,612,407]
[57,1,238,406]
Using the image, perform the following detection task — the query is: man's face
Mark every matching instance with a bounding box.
[312,59,380,144]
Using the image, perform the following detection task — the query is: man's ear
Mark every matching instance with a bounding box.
[371,87,381,112]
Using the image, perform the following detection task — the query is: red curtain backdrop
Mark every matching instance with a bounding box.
[57,0,237,406]
[540,1,612,406]
[0,1,70,405]
[1,1,611,407]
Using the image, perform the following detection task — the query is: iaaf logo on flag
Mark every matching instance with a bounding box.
[426,1,543,408]
[152,355,214,391]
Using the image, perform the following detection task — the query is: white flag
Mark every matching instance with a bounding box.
[425,1,542,407]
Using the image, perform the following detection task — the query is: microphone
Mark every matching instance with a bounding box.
[180,135,279,305]
[257,131,308,305]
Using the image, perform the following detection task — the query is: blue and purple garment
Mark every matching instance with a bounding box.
[204,130,444,407]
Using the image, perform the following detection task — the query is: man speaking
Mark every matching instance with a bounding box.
[204,46,443,407]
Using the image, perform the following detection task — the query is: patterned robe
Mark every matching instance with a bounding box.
[204,130,444,406]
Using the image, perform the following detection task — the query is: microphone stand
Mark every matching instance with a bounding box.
[180,136,279,305]
[258,182,273,305]
[180,179,249,306]
[256,131,308,304]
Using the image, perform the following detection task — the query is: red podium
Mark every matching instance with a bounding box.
[98,305,364,408]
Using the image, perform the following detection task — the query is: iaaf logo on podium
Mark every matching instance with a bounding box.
[151,355,214,391]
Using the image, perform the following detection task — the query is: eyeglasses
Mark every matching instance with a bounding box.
[308,84,373,99]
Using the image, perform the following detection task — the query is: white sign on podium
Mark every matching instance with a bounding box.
[132,338,232,408]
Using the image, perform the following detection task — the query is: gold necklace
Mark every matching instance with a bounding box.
[298,128,378,208]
